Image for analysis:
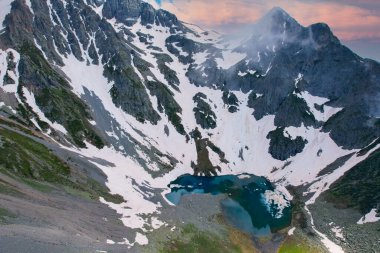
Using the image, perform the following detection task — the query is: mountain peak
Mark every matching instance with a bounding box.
[267,7,291,18]
[260,7,299,27]
[249,7,302,37]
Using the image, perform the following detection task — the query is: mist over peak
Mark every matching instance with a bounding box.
[264,7,294,23]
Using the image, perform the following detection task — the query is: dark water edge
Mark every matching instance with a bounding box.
[166,173,292,237]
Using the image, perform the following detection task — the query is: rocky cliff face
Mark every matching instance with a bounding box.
[0,1,379,252]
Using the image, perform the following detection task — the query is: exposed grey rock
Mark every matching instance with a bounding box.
[317,153,355,177]
[222,90,239,113]
[102,0,185,31]
[193,92,217,129]
[238,148,244,161]
[153,53,180,91]
[145,80,185,134]
[189,127,227,176]
[267,127,308,161]
[164,124,169,136]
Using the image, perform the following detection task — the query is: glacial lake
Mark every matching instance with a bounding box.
[166,174,292,236]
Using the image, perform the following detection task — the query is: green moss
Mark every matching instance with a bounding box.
[106,65,145,90]
[35,86,104,148]
[124,67,146,89]
[16,83,50,132]
[158,224,243,253]
[85,178,124,204]
[21,178,53,193]
[15,104,34,128]
[110,85,119,101]
[166,107,186,136]
[0,207,17,224]
[63,186,93,200]
[0,178,22,197]
[278,236,324,253]
[324,148,380,213]
[0,127,70,181]
[18,42,104,148]
[19,43,69,87]
[0,127,121,204]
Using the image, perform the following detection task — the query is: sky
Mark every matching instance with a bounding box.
[147,0,380,61]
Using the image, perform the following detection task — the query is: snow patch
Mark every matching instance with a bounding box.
[262,189,290,219]
[331,226,344,240]
[0,0,12,30]
[294,73,303,88]
[0,49,20,94]
[172,42,189,57]
[193,51,209,66]
[237,174,250,179]
[106,239,115,245]
[215,50,246,70]
[357,209,380,224]
[288,227,296,235]
[297,91,342,122]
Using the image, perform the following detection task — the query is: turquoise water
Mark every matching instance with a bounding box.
[166,174,292,236]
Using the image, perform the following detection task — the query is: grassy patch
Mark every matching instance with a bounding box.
[158,224,244,253]
[35,86,104,148]
[0,178,22,197]
[63,186,93,200]
[0,127,122,204]
[278,236,323,253]
[0,127,70,181]
[19,43,68,88]
[0,117,37,137]
[18,42,104,148]
[324,148,380,213]
[228,227,258,253]
[21,178,53,193]
[0,207,17,224]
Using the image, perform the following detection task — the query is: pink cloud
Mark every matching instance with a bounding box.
[160,0,380,41]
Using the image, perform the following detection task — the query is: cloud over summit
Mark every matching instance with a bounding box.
[156,0,380,41]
